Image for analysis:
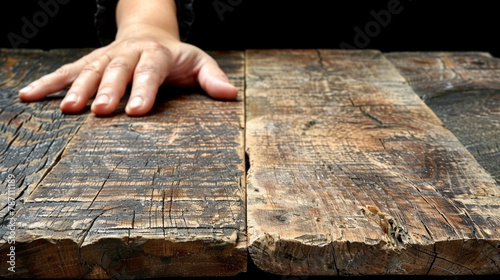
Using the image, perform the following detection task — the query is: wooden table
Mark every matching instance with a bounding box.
[1,49,499,278]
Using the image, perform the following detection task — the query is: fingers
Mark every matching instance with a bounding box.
[59,54,111,114]
[92,54,139,115]
[19,40,238,117]
[18,54,95,102]
[125,43,172,116]
[197,55,238,101]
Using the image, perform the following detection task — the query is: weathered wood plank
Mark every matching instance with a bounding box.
[0,49,90,240]
[387,52,500,185]
[246,49,500,276]
[0,51,246,278]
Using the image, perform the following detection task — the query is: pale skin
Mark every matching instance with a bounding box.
[18,0,238,116]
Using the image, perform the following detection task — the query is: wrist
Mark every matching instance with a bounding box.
[116,23,180,42]
[115,0,180,41]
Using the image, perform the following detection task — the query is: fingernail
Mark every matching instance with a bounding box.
[19,85,33,94]
[64,93,79,104]
[94,94,110,106]
[128,96,143,109]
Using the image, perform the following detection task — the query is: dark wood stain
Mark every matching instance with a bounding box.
[387,52,500,185]
[0,49,246,278]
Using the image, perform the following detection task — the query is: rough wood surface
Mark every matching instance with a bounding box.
[387,52,500,185]
[0,49,90,240]
[0,50,246,278]
[245,49,500,276]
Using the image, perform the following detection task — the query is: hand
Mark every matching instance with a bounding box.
[18,32,238,116]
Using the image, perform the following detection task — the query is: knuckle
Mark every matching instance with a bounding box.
[143,41,173,58]
[35,64,72,86]
[35,75,51,87]
[54,64,73,80]
[143,41,166,51]
[106,58,130,72]
[81,60,103,75]
[134,64,166,85]
[80,53,94,65]
[96,85,116,94]
[121,38,140,49]
[135,63,160,75]
[131,86,148,97]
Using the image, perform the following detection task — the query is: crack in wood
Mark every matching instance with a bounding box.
[246,49,500,276]
[0,50,247,278]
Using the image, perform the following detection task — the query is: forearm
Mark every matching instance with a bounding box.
[115,0,180,40]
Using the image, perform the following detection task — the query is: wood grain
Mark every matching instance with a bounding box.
[0,49,90,240]
[387,52,500,185]
[245,49,500,276]
[0,51,246,278]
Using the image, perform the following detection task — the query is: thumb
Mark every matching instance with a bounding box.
[197,56,238,100]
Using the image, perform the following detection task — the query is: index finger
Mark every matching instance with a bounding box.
[18,50,101,102]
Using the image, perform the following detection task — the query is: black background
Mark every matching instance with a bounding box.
[0,0,499,57]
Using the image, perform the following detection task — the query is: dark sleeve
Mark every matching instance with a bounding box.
[94,0,195,46]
